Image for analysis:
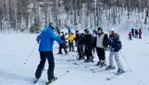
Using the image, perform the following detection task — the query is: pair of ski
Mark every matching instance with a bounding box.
[90,67,130,81]
[33,78,58,85]
[90,66,107,73]
[106,70,129,81]
[72,60,95,66]
[33,70,70,85]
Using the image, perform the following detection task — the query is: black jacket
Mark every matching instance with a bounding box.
[83,34,93,48]
[109,36,122,52]
[60,34,66,41]
[78,34,84,45]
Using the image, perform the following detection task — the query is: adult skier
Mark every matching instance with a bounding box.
[95,27,109,67]
[83,29,94,62]
[131,28,135,37]
[77,33,85,60]
[106,31,124,74]
[34,23,65,84]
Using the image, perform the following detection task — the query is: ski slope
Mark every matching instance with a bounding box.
[0,32,149,85]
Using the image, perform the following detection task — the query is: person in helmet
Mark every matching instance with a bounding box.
[106,31,124,74]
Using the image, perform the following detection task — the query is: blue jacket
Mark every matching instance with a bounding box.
[109,36,122,52]
[68,27,71,34]
[37,26,63,51]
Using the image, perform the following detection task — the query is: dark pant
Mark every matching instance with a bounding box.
[92,47,96,53]
[84,45,92,60]
[75,41,78,47]
[96,47,105,61]
[135,34,138,38]
[35,51,55,81]
[139,34,142,39]
[59,44,67,54]
[78,44,84,59]
[69,42,74,51]
[129,35,132,40]
[132,32,134,37]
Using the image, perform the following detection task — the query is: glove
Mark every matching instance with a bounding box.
[104,47,109,51]
[37,40,39,44]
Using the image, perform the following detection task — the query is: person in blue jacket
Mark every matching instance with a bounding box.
[106,31,124,75]
[34,23,64,84]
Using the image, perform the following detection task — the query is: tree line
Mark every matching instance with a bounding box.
[0,0,149,33]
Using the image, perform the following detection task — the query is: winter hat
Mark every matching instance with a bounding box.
[84,29,89,33]
[49,23,52,26]
[76,30,79,33]
[49,23,55,30]
[97,27,103,31]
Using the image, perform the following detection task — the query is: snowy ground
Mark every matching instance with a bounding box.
[0,31,149,85]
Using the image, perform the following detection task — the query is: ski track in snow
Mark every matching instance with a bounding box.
[0,32,149,85]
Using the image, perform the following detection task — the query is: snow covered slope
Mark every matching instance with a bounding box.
[0,32,149,85]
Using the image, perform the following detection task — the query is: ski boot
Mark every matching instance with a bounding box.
[46,77,58,85]
[95,61,102,66]
[100,62,107,68]
[117,69,125,75]
[105,66,115,70]
[33,78,39,84]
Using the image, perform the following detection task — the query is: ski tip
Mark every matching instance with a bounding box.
[33,80,38,84]
[106,78,111,80]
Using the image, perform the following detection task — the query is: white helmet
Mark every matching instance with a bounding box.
[108,28,114,32]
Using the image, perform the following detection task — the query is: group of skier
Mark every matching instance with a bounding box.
[35,23,124,84]
[57,27,124,74]
[128,28,142,40]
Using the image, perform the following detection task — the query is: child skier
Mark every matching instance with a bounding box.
[58,32,68,54]
[139,29,142,39]
[131,28,135,37]
[92,29,97,53]
[68,33,75,52]
[128,32,132,40]
[135,29,139,38]
[75,30,79,47]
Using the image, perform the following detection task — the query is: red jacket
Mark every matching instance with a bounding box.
[139,29,142,35]
[128,32,132,35]
[75,34,79,41]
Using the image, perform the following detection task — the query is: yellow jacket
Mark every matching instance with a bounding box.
[68,34,75,43]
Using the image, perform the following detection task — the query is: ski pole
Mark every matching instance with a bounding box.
[120,51,132,72]
[24,43,38,64]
